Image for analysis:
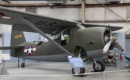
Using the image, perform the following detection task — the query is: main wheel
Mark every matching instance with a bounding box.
[21,62,25,68]
[72,68,85,74]
[93,61,105,72]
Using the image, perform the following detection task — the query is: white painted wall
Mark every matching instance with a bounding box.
[38,7,81,21]
[86,7,127,21]
[86,8,105,21]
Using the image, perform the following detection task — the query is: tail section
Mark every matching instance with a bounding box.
[10,25,26,57]
[11,25,26,46]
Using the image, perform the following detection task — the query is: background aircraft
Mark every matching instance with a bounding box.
[0,7,124,74]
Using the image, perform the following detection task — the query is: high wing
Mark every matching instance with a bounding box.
[0,7,122,34]
[0,7,78,34]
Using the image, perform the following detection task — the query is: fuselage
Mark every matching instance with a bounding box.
[11,27,110,61]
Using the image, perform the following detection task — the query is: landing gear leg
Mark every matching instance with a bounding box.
[93,60,105,72]
[18,58,20,68]
[21,59,25,68]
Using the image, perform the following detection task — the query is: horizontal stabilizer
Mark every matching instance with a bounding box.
[0,46,24,50]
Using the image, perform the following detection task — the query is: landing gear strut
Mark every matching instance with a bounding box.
[93,60,105,72]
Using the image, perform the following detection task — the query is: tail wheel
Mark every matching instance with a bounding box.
[93,61,105,72]
[72,68,85,74]
[21,62,25,68]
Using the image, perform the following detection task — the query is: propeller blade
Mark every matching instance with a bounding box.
[115,42,124,52]
[103,39,112,54]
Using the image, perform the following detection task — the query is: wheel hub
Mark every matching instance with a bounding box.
[95,63,101,70]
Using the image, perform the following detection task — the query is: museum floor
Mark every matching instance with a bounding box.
[0,62,130,80]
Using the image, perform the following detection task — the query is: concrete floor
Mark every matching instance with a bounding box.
[0,62,130,80]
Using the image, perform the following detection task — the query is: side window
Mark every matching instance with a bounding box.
[61,30,70,46]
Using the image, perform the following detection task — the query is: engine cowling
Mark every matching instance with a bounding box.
[71,27,111,51]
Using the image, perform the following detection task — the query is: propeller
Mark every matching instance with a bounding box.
[103,36,124,54]
[115,42,124,52]
[103,37,116,54]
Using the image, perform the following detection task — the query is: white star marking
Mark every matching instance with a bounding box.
[27,46,33,54]
[24,46,36,56]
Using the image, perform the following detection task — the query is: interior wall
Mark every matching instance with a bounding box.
[38,8,81,21]
[86,7,127,21]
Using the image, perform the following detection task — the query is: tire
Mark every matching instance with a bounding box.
[72,68,85,74]
[93,61,105,72]
[21,63,25,68]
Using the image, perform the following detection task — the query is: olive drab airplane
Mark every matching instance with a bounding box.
[0,7,124,74]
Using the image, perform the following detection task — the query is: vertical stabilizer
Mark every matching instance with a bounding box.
[11,25,26,46]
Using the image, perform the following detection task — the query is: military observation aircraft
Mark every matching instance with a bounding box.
[0,7,124,74]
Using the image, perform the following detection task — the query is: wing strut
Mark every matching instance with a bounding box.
[20,17,72,56]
